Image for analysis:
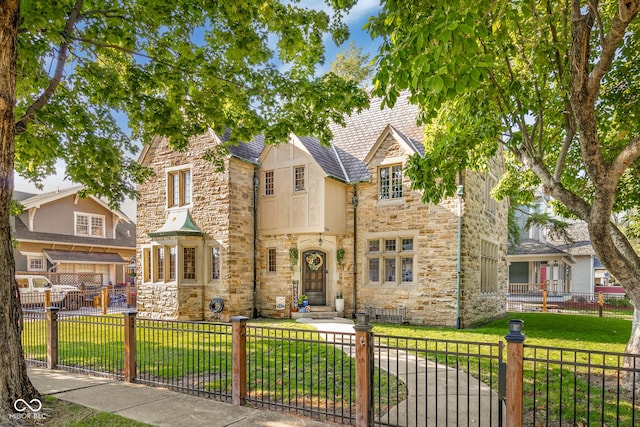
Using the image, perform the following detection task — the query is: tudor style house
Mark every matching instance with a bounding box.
[12,186,136,286]
[136,94,509,326]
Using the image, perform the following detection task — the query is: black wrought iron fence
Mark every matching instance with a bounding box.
[523,344,640,426]
[135,319,233,400]
[245,325,357,424]
[373,335,504,427]
[57,313,125,379]
[21,311,640,426]
[21,309,46,366]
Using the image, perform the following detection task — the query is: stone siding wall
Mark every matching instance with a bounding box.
[458,157,509,326]
[136,134,255,321]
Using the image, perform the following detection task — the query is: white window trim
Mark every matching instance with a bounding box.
[74,212,106,238]
[27,254,45,272]
[377,163,405,203]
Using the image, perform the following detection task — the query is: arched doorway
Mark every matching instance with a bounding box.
[302,250,326,306]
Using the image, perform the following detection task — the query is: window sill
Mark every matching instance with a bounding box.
[376,198,404,207]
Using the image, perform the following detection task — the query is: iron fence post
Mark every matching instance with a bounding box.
[232,316,248,406]
[123,310,137,382]
[354,312,373,427]
[46,307,59,369]
[505,319,525,427]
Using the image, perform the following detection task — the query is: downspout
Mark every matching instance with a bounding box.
[456,182,464,329]
[253,169,259,318]
[352,185,358,319]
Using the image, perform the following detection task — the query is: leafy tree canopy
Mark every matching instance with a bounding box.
[367,0,640,352]
[14,0,369,207]
[329,40,375,86]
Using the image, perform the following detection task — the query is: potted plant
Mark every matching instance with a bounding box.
[335,291,345,313]
[298,294,308,307]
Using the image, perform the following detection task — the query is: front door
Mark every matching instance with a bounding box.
[302,250,326,306]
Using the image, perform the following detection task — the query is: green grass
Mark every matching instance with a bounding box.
[32,395,151,426]
[371,313,636,425]
[22,316,405,417]
[22,312,637,425]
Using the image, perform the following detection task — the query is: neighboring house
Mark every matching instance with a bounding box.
[136,93,509,326]
[507,198,616,295]
[12,187,136,286]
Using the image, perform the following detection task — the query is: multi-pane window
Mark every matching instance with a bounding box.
[268,248,277,272]
[28,256,44,271]
[168,168,192,208]
[485,173,497,215]
[367,236,414,285]
[481,239,499,293]
[294,166,305,192]
[211,246,221,280]
[156,247,165,280]
[75,213,105,237]
[183,247,196,280]
[264,170,274,196]
[168,247,177,280]
[379,165,403,199]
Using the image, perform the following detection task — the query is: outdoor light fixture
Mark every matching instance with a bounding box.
[505,319,525,343]
[318,233,323,246]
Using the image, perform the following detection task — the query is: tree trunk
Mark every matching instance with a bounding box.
[0,1,40,421]
[623,305,640,392]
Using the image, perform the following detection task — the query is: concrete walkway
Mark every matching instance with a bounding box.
[300,318,504,426]
[28,367,336,427]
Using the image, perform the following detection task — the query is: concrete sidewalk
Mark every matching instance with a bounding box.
[28,367,335,427]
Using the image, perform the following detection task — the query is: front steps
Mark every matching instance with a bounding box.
[291,305,343,320]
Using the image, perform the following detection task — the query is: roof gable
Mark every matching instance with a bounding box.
[18,186,131,223]
[363,124,422,165]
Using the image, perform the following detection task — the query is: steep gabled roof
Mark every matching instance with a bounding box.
[296,136,352,182]
[327,94,424,182]
[363,124,423,165]
[17,186,131,223]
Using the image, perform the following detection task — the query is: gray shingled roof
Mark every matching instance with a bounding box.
[508,239,569,256]
[44,249,128,264]
[228,134,265,164]
[225,93,424,183]
[297,136,349,182]
[327,94,424,182]
[546,222,595,256]
[13,215,135,248]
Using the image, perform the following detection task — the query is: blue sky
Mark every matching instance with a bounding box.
[14,1,383,218]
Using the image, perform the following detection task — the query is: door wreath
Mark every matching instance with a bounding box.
[305,252,323,271]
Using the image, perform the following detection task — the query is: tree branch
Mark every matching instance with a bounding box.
[608,135,640,183]
[587,0,639,100]
[15,0,84,135]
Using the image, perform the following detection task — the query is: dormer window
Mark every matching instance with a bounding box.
[75,212,105,237]
[379,165,403,200]
[167,167,192,208]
